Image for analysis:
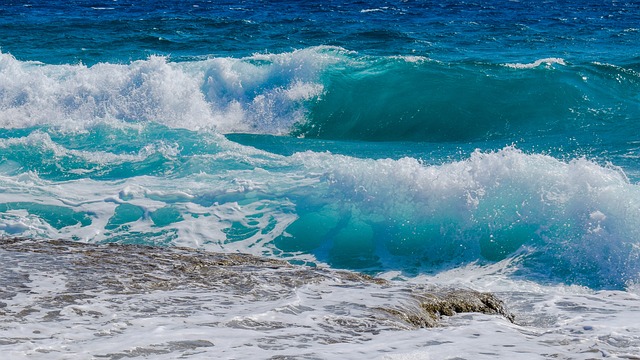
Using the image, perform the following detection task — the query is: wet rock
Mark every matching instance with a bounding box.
[0,237,513,329]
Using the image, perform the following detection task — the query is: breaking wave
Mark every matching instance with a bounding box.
[1,48,638,142]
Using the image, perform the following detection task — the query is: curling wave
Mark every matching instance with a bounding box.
[1,48,638,143]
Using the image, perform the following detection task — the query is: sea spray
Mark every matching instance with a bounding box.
[286,147,640,288]
[2,50,638,144]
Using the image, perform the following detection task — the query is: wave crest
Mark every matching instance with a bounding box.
[0,47,341,133]
[504,57,567,69]
[2,49,638,143]
[285,147,640,289]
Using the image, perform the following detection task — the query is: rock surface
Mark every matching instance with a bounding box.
[0,238,513,330]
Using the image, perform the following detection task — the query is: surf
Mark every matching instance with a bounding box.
[1,47,640,289]
[2,48,638,144]
[1,131,639,290]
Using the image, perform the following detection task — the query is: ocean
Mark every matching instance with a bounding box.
[1,0,640,358]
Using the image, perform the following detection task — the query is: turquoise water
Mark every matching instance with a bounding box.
[1,1,640,290]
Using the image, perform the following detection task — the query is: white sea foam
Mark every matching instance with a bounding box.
[0,47,343,134]
[386,264,640,359]
[361,8,386,13]
[2,243,639,360]
[504,57,567,69]
[0,53,213,130]
[390,55,435,63]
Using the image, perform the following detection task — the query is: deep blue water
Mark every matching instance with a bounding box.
[1,0,640,289]
[3,0,639,64]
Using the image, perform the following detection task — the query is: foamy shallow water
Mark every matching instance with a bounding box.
[399,266,640,359]
[1,240,639,360]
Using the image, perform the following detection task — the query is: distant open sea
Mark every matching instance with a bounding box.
[1,0,640,358]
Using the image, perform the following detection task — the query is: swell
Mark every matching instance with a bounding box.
[1,48,638,143]
[295,57,640,142]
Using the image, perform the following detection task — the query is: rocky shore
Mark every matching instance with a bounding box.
[0,238,513,329]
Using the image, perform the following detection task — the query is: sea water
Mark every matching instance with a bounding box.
[1,0,639,358]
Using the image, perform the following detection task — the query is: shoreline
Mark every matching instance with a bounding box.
[0,237,513,330]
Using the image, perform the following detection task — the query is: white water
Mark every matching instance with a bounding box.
[2,246,639,360]
[0,48,339,133]
[1,145,639,288]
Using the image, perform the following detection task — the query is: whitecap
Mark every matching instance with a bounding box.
[504,57,567,69]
